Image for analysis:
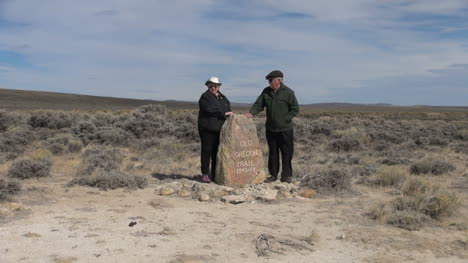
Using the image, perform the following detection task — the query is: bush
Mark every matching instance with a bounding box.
[0,126,34,159]
[329,137,360,152]
[72,122,97,144]
[8,159,52,179]
[69,169,148,190]
[30,149,53,160]
[410,159,456,175]
[95,127,132,146]
[300,168,351,194]
[373,167,408,187]
[398,178,459,219]
[78,145,122,175]
[28,110,75,129]
[46,134,83,154]
[0,178,21,201]
[386,210,429,231]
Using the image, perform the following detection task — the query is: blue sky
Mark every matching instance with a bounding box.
[0,0,467,106]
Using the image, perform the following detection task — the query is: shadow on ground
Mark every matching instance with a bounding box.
[151,173,202,183]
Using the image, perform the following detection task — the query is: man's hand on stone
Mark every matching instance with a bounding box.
[245,113,253,118]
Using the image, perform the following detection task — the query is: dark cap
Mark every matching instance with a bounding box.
[265,70,283,80]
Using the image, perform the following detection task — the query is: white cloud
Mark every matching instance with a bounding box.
[0,0,467,105]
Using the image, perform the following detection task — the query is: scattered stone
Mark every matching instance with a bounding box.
[24,232,41,238]
[299,188,316,198]
[128,221,137,227]
[215,114,267,186]
[199,193,210,202]
[178,189,191,197]
[253,189,278,202]
[221,195,246,204]
[279,190,293,199]
[159,187,175,196]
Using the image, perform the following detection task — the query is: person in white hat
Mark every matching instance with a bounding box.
[197,76,233,183]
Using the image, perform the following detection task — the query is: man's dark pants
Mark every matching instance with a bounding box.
[266,129,294,180]
[199,129,220,178]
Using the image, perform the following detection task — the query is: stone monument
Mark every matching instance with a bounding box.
[215,114,266,186]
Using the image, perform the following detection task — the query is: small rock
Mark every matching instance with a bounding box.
[178,189,191,197]
[299,188,316,198]
[279,190,293,199]
[337,233,346,240]
[221,195,246,204]
[159,187,175,196]
[199,193,210,202]
[253,189,278,202]
[24,232,41,238]
[128,221,137,227]
[223,187,234,192]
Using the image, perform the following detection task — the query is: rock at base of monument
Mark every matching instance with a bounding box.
[215,114,267,186]
[221,195,246,204]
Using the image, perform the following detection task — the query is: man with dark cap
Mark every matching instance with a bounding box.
[245,70,299,183]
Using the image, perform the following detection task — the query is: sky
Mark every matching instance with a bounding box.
[0,0,467,106]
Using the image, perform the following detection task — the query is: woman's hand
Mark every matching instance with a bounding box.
[225,112,233,117]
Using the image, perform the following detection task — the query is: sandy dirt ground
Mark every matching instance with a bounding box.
[1,172,467,263]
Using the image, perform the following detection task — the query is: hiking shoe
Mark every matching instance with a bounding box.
[264,176,278,183]
[280,177,293,183]
[201,174,212,183]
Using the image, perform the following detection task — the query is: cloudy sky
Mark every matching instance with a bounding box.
[1,0,467,106]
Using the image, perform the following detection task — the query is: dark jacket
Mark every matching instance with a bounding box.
[249,83,299,132]
[198,90,231,132]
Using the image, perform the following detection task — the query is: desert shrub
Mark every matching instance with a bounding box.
[91,112,116,127]
[72,122,97,144]
[369,130,405,144]
[456,128,468,141]
[0,178,21,201]
[78,145,122,175]
[46,134,83,154]
[69,169,147,190]
[115,105,170,139]
[300,168,351,194]
[28,110,74,129]
[373,167,408,187]
[0,126,34,160]
[329,137,360,152]
[7,159,52,179]
[453,142,468,154]
[410,159,456,175]
[398,178,459,219]
[351,164,378,177]
[373,141,391,152]
[30,149,53,160]
[0,110,25,132]
[380,155,408,166]
[171,114,198,141]
[333,154,360,165]
[428,137,448,146]
[413,136,430,146]
[134,138,160,151]
[95,127,132,146]
[386,210,429,231]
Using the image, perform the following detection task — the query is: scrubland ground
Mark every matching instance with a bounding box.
[0,105,467,263]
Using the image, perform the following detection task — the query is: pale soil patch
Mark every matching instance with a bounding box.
[1,170,467,263]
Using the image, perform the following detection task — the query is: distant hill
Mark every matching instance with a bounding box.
[0,88,467,112]
[0,88,199,111]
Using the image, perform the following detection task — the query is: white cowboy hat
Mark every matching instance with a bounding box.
[205,76,222,86]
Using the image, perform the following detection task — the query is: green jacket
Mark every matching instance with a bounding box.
[249,84,299,132]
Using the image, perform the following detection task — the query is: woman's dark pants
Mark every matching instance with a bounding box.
[199,129,220,178]
[266,129,294,180]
